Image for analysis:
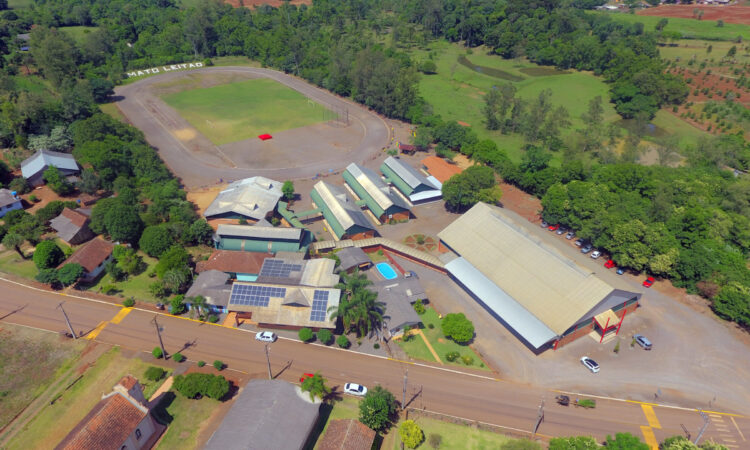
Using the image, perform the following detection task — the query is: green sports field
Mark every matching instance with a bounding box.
[161,78,331,145]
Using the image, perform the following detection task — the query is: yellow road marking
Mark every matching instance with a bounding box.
[640,426,659,450]
[623,400,746,418]
[641,404,662,429]
[731,416,746,441]
[86,321,108,340]
[110,307,132,324]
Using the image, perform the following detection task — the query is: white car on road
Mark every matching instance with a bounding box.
[255,331,277,343]
[581,356,600,373]
[344,383,368,396]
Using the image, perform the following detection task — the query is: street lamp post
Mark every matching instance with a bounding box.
[151,315,167,360]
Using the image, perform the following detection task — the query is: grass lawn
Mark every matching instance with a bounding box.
[7,347,171,450]
[153,393,222,450]
[212,56,262,67]
[83,252,161,303]
[0,250,39,279]
[161,78,331,145]
[591,11,750,41]
[13,75,51,95]
[8,0,33,8]
[650,109,710,149]
[387,416,533,450]
[60,26,99,44]
[99,102,128,123]
[410,41,617,163]
[397,307,487,370]
[0,323,85,430]
[367,250,388,263]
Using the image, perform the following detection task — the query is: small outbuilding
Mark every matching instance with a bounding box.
[343,163,410,223]
[21,150,80,187]
[0,189,23,218]
[50,208,94,245]
[380,156,442,203]
[335,247,371,273]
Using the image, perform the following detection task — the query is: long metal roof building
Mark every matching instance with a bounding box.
[380,157,442,203]
[438,202,640,350]
[343,163,410,219]
[215,224,305,253]
[310,181,375,239]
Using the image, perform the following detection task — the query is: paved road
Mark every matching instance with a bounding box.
[115,67,390,188]
[2,279,748,447]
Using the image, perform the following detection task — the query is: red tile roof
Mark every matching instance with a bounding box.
[55,393,147,450]
[58,238,114,273]
[196,250,270,274]
[317,419,376,450]
[421,156,463,183]
[60,208,89,227]
[118,375,138,390]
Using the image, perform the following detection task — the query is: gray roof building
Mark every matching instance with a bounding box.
[49,208,94,245]
[438,203,641,350]
[204,177,283,220]
[185,270,232,308]
[343,163,410,220]
[204,380,320,450]
[336,247,371,273]
[21,150,79,186]
[380,156,442,203]
[310,181,375,240]
[0,189,22,218]
[370,278,425,336]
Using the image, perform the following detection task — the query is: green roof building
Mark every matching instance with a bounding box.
[310,181,376,240]
[343,163,411,223]
[216,224,309,253]
[380,156,442,203]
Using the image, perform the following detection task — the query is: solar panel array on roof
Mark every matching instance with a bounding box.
[260,259,303,278]
[230,284,286,307]
[310,290,329,322]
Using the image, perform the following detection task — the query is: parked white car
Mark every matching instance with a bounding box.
[344,383,368,396]
[590,250,602,259]
[255,331,277,343]
[581,356,600,373]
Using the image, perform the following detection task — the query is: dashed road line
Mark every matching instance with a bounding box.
[109,307,132,324]
[640,425,659,450]
[730,416,746,441]
[86,321,108,340]
[641,404,662,429]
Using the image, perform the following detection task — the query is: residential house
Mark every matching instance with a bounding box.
[370,277,426,337]
[185,270,232,314]
[196,250,270,281]
[0,189,22,218]
[50,208,94,245]
[317,419,376,450]
[58,238,115,282]
[21,149,80,187]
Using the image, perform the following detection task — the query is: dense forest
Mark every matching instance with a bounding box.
[0,0,747,325]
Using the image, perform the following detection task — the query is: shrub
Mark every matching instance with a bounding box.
[317,328,333,345]
[337,335,350,348]
[413,299,425,315]
[577,399,596,409]
[172,352,185,362]
[33,240,64,269]
[445,351,460,362]
[299,327,314,342]
[613,341,620,354]
[359,386,397,431]
[300,372,331,401]
[461,355,474,365]
[213,360,224,371]
[399,420,424,449]
[427,323,435,329]
[207,315,219,323]
[152,347,164,359]
[29,194,38,202]
[428,433,442,449]
[170,295,186,315]
[144,366,166,381]
[173,373,230,400]
[197,360,206,367]
[101,284,117,295]
[441,313,475,344]
[122,298,135,307]
[374,343,380,349]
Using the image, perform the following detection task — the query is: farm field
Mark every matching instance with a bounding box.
[410,42,618,163]
[638,4,750,26]
[591,10,750,41]
[659,40,750,73]
[0,324,85,430]
[160,78,331,145]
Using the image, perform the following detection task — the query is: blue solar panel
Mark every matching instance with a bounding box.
[260,259,303,278]
[229,284,286,307]
[310,290,329,322]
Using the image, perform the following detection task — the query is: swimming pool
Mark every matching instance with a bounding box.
[376,262,398,280]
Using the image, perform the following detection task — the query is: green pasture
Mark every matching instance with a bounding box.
[60,26,99,44]
[161,78,331,145]
[412,42,617,163]
[591,11,750,41]
[659,39,750,69]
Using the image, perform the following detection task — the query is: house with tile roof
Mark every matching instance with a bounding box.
[55,376,162,450]
[21,149,79,187]
[195,250,270,281]
[50,208,94,245]
[317,419,376,450]
[58,238,115,282]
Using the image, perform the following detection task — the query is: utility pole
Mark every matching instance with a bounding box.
[264,344,272,380]
[57,302,77,339]
[402,368,408,411]
[694,410,709,446]
[532,397,545,438]
[151,315,167,360]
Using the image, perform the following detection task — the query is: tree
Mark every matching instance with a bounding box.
[58,263,84,286]
[605,432,650,450]
[104,202,144,243]
[399,420,424,449]
[483,89,502,131]
[186,219,214,245]
[359,385,398,431]
[317,328,333,345]
[442,165,500,211]
[282,180,295,201]
[549,436,599,450]
[329,271,384,337]
[441,313,475,344]
[155,245,190,278]
[35,268,59,285]
[2,232,25,258]
[43,166,74,195]
[28,126,72,152]
[77,169,100,195]
[300,372,330,401]
[33,240,65,269]
[163,268,190,293]
[139,225,174,257]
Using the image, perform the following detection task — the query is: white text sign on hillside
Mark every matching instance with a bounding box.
[126,62,204,78]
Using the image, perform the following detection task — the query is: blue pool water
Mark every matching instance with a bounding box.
[376,262,398,280]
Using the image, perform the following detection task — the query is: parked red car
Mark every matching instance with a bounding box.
[548,224,559,232]
[604,259,616,269]
[643,277,655,288]
[300,372,314,383]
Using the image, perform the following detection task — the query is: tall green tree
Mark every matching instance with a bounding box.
[359,385,397,431]
[33,240,64,269]
[300,372,331,402]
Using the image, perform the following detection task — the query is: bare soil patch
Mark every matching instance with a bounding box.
[186,186,224,216]
[638,4,750,25]
[497,181,542,222]
[669,67,750,106]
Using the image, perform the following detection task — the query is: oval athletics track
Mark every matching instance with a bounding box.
[114,67,390,189]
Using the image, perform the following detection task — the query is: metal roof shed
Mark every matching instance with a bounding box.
[311,181,375,239]
[21,150,79,186]
[380,157,442,202]
[343,163,410,219]
[204,177,283,221]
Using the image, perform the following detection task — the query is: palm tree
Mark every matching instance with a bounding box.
[330,270,374,332]
[301,372,331,402]
[347,288,385,337]
[190,295,208,319]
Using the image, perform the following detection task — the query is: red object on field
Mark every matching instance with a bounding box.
[604,259,616,269]
[258,134,272,141]
[300,372,314,383]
